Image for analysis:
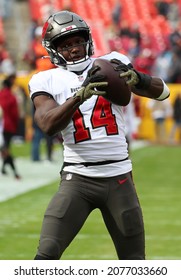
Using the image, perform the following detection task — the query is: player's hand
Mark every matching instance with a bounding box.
[120,69,139,86]
[75,82,108,102]
[110,58,139,86]
[74,65,108,103]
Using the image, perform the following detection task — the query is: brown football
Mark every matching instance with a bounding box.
[92,58,131,106]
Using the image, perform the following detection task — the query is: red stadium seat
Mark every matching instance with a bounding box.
[27,0,173,54]
[29,0,43,20]
[0,17,5,43]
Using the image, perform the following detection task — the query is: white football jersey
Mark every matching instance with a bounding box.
[29,51,132,177]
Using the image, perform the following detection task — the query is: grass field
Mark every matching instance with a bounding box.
[0,142,181,260]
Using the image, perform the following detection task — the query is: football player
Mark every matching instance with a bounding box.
[29,10,170,260]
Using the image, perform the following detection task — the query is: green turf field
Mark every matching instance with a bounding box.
[0,143,181,260]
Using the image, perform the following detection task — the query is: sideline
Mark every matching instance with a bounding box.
[0,153,63,203]
[0,140,148,202]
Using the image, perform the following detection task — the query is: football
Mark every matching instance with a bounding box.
[92,58,131,106]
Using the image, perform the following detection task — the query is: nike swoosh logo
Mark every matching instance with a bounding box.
[118,178,128,185]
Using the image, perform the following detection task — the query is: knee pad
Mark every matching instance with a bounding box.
[38,237,61,260]
[121,207,144,237]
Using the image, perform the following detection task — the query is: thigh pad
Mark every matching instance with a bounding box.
[121,207,144,237]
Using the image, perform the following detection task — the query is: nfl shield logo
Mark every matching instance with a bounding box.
[78,75,84,82]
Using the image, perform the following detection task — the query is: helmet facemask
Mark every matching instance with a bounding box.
[53,32,91,65]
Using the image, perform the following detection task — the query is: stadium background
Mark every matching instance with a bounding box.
[1,0,181,141]
[0,0,181,260]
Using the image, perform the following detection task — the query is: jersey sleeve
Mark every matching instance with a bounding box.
[29,71,53,99]
[101,51,131,65]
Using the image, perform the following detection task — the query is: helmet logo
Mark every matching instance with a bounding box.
[42,21,49,39]
[61,25,77,32]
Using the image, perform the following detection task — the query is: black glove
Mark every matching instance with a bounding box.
[74,65,108,103]
[110,58,132,72]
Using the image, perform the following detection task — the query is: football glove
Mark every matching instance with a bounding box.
[120,69,140,86]
[74,65,108,103]
[110,58,152,89]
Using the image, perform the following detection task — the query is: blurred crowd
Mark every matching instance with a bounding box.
[109,0,181,83]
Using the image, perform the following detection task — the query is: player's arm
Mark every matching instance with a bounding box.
[122,68,170,101]
[111,59,170,101]
[33,94,81,136]
[32,69,108,136]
